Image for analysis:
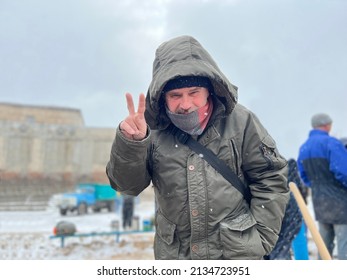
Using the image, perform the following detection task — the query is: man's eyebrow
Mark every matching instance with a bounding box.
[166,87,201,95]
[184,87,201,93]
[166,91,182,95]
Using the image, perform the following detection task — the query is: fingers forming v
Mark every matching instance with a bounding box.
[137,93,146,117]
[126,93,145,116]
[122,93,147,139]
[126,93,135,115]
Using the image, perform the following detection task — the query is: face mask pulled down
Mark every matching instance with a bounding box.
[166,98,213,135]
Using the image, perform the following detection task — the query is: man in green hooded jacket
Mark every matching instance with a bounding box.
[106,35,289,260]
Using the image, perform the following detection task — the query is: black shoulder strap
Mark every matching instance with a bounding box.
[172,127,251,204]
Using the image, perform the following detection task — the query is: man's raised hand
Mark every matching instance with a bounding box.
[120,93,147,140]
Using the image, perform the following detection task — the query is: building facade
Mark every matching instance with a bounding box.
[0,102,115,210]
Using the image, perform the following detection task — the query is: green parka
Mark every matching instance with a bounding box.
[106,35,289,260]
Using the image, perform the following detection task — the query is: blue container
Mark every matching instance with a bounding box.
[143,220,152,231]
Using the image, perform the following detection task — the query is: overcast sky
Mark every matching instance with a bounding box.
[1,0,346,159]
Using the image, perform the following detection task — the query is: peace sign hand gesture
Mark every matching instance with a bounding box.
[120,93,147,141]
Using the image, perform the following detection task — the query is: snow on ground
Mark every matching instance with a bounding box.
[0,198,156,260]
[0,192,322,260]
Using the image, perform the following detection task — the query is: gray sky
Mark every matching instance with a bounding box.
[1,0,346,159]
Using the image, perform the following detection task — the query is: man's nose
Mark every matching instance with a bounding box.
[180,95,191,110]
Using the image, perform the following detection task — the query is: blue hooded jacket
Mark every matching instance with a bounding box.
[297,129,347,224]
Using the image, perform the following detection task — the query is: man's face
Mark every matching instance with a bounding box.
[165,87,209,114]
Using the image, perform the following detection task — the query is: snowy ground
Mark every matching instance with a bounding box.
[0,193,322,260]
[0,197,156,260]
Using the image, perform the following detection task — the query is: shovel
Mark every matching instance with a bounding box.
[289,182,332,260]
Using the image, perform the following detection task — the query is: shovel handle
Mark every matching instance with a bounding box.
[289,182,332,260]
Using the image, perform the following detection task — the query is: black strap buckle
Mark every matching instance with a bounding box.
[172,127,189,144]
[177,131,189,144]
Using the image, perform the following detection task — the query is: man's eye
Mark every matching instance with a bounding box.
[170,94,181,99]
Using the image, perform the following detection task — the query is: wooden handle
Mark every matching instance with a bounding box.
[289,182,332,260]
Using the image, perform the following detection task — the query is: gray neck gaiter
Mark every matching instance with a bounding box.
[166,107,203,135]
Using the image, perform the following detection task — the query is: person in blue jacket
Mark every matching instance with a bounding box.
[297,113,347,259]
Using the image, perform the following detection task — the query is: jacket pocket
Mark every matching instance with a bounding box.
[154,211,179,259]
[220,213,265,259]
[261,134,287,170]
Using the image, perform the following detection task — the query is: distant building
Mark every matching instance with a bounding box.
[0,102,85,126]
[0,102,115,210]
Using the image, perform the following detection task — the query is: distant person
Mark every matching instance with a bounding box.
[267,158,307,260]
[288,158,310,260]
[297,113,347,259]
[122,194,135,230]
[106,35,290,260]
